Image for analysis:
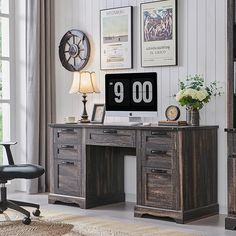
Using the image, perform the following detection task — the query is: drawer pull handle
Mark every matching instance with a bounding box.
[60,145,75,149]
[151,169,168,174]
[151,150,167,155]
[57,145,75,154]
[57,129,76,137]
[60,161,75,165]
[103,130,117,134]
[151,131,167,136]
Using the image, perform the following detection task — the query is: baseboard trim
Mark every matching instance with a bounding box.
[125,193,136,203]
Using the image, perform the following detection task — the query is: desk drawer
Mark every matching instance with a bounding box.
[142,166,177,210]
[55,160,81,196]
[142,130,176,168]
[54,128,80,144]
[86,129,136,147]
[145,145,173,169]
[56,144,81,161]
[143,130,174,146]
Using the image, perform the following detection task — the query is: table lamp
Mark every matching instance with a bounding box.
[69,71,100,123]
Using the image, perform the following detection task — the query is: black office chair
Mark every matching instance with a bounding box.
[0,142,45,225]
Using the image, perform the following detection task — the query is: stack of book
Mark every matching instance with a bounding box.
[158,120,188,126]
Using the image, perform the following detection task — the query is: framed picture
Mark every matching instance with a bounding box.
[100,6,133,70]
[91,104,105,124]
[140,0,177,67]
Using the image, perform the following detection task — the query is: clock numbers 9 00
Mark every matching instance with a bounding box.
[114,81,153,104]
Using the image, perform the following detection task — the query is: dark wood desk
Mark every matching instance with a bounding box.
[49,124,219,223]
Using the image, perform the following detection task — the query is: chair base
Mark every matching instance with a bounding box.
[0,184,40,224]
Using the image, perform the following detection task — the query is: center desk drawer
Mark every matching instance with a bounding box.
[54,128,81,144]
[86,129,136,147]
[142,130,176,168]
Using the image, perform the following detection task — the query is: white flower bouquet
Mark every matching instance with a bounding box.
[175,75,222,110]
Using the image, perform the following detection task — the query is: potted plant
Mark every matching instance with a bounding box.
[175,74,222,126]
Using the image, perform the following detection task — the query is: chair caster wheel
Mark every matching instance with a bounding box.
[22,217,31,225]
[32,209,40,217]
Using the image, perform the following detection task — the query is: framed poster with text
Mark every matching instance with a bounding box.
[100,6,133,70]
[141,0,177,67]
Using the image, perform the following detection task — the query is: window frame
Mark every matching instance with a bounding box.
[0,0,16,165]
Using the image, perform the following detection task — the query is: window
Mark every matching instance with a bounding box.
[0,0,14,164]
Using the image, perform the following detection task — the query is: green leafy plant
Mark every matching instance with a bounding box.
[175,74,222,110]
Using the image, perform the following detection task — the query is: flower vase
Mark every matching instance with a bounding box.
[186,108,191,125]
[191,109,200,126]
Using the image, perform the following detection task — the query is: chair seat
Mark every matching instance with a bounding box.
[0,164,45,181]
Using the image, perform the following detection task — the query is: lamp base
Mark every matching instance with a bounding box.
[80,93,90,123]
[80,118,90,123]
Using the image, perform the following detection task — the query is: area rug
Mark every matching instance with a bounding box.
[0,220,74,236]
[0,209,205,236]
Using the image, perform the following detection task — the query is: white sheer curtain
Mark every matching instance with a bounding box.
[26,0,56,193]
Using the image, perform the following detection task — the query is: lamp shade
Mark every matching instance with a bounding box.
[69,71,100,94]
[90,72,100,93]
[79,71,94,94]
[69,72,80,94]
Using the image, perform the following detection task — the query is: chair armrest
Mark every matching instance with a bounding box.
[0,142,17,146]
[0,142,17,165]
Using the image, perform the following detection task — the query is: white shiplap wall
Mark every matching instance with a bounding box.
[55,0,227,213]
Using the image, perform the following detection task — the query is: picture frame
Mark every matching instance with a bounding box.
[91,104,105,124]
[140,0,177,67]
[100,6,133,70]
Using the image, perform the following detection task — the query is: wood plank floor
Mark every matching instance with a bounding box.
[7,192,236,236]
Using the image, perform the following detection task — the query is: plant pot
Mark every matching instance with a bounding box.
[191,109,200,126]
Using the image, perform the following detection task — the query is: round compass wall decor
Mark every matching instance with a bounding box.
[59,29,90,72]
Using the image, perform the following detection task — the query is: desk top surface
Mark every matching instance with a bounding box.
[49,123,219,130]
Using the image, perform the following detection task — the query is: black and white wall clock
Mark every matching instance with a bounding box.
[59,29,90,72]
